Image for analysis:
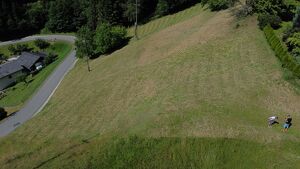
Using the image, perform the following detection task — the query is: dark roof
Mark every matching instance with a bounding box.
[16,52,46,70]
[0,52,46,79]
[0,61,23,79]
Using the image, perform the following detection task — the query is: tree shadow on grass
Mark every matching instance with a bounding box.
[31,133,101,169]
[90,37,132,60]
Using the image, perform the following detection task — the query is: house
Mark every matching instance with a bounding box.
[0,52,47,90]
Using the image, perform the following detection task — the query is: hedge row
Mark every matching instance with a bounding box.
[263,25,300,77]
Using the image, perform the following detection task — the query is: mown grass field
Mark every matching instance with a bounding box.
[0,41,73,113]
[1,4,300,168]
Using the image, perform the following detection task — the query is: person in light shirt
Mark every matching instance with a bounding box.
[268,116,279,127]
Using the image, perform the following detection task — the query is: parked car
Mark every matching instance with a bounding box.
[35,62,43,71]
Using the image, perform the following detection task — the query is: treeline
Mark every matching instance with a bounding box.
[0,0,202,41]
[46,0,202,31]
[264,25,300,77]
[0,0,50,40]
[234,0,300,62]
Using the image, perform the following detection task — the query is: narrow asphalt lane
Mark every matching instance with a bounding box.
[0,35,77,137]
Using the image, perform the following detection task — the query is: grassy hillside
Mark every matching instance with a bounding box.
[1,4,300,168]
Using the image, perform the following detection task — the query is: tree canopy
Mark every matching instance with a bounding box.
[0,0,202,40]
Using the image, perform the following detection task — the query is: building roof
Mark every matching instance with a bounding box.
[16,52,46,70]
[0,52,46,79]
[0,61,23,79]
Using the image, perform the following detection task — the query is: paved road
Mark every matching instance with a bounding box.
[0,35,77,137]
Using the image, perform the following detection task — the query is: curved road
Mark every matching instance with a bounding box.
[0,35,77,137]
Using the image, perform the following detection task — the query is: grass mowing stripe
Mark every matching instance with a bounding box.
[2,5,300,169]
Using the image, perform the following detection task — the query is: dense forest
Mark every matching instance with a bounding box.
[0,0,49,40]
[0,0,299,50]
[0,0,201,41]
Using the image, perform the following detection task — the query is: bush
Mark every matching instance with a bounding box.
[155,0,169,16]
[8,44,32,55]
[282,22,294,41]
[0,53,8,63]
[154,0,199,17]
[8,45,18,55]
[292,47,300,58]
[45,53,58,65]
[287,33,300,51]
[0,107,7,120]
[293,7,300,29]
[258,14,282,29]
[94,23,127,55]
[263,25,300,77]
[235,4,254,19]
[16,74,28,84]
[251,0,287,15]
[283,68,295,80]
[206,0,237,11]
[34,39,50,49]
[40,27,52,34]
[16,44,31,53]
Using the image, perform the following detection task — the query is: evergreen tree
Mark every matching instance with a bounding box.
[293,7,300,29]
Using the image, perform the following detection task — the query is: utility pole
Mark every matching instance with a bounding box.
[135,0,139,40]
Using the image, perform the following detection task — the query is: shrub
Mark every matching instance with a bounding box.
[16,44,31,53]
[9,44,32,55]
[154,0,199,17]
[292,47,300,58]
[235,4,254,19]
[16,74,28,84]
[206,0,237,11]
[94,23,127,54]
[45,53,58,65]
[8,45,17,55]
[293,7,300,29]
[0,107,7,120]
[283,68,295,80]
[258,14,282,29]
[40,27,52,34]
[155,0,169,16]
[0,53,8,63]
[287,33,300,51]
[251,0,284,15]
[34,39,50,49]
[263,25,300,77]
[282,22,294,41]
[111,26,127,49]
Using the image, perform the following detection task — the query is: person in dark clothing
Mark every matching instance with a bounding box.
[283,115,292,132]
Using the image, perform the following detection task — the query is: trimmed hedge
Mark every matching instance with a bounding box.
[263,25,300,77]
